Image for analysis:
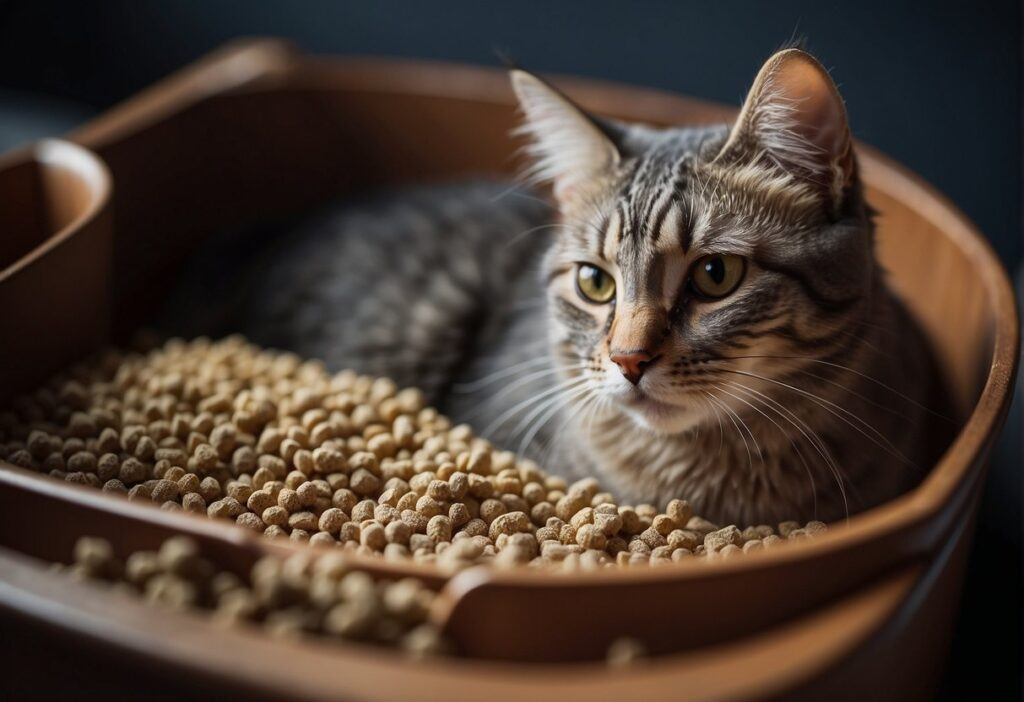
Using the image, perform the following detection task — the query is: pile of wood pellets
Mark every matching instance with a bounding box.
[0,336,826,570]
[60,534,448,656]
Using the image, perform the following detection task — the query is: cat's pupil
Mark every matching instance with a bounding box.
[704,257,725,284]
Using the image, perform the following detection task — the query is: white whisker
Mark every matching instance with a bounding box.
[517,383,592,459]
[716,365,912,468]
[703,391,755,472]
[452,356,548,392]
[480,377,587,438]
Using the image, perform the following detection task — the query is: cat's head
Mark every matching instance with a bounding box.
[512,49,874,435]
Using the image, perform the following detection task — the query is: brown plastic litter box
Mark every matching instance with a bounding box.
[0,39,1017,702]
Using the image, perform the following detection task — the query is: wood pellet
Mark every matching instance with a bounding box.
[58,535,448,657]
[0,336,827,570]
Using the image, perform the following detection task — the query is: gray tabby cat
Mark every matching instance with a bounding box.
[175,49,949,525]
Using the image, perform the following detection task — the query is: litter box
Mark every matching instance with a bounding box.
[0,39,1017,702]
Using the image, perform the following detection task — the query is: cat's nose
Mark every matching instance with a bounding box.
[610,350,656,385]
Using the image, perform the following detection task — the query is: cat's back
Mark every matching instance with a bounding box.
[163,180,553,401]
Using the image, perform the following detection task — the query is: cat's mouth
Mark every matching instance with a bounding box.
[623,388,674,411]
[620,388,696,434]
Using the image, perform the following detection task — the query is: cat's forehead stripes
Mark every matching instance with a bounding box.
[657,201,686,250]
[588,133,710,262]
[621,151,688,239]
[598,148,702,310]
[600,208,621,261]
[614,228,686,312]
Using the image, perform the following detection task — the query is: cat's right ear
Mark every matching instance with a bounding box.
[714,49,854,212]
[511,70,620,206]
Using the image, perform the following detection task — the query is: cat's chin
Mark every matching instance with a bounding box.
[619,393,701,435]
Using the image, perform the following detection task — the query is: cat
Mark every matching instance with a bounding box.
[166,49,950,526]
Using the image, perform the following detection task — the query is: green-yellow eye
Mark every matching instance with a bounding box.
[690,254,745,299]
[575,263,615,304]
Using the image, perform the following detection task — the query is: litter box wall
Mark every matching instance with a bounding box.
[0,138,112,401]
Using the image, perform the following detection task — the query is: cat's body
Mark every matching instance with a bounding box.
[168,50,951,526]
[168,181,578,462]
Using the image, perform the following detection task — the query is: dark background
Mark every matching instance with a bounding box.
[0,1,1019,698]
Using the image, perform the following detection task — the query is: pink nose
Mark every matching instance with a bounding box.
[610,350,656,385]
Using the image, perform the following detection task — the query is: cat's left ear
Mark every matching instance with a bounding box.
[511,70,621,207]
[716,49,854,212]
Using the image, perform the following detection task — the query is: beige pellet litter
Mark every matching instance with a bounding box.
[58,535,448,656]
[0,336,826,570]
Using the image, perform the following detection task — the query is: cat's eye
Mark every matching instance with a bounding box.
[575,263,616,304]
[690,254,745,299]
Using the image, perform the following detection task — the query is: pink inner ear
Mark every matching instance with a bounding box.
[772,57,849,160]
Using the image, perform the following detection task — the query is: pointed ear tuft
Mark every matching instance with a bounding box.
[511,70,619,205]
[716,49,854,210]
